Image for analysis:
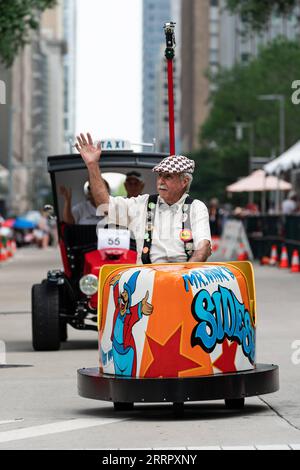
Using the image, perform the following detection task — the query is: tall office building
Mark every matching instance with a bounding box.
[1,2,65,214]
[63,0,77,152]
[142,0,171,146]
[0,67,12,215]
[39,6,65,157]
[181,0,210,153]
[181,0,300,153]
[0,0,76,214]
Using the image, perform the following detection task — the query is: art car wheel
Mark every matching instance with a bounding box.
[224,398,245,410]
[113,402,134,411]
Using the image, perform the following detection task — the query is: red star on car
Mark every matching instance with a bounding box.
[144,326,202,378]
[213,339,238,373]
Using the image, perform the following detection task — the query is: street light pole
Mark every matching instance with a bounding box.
[258,94,286,155]
[258,94,286,213]
[234,121,254,203]
[7,106,14,216]
[279,96,285,156]
[234,121,254,175]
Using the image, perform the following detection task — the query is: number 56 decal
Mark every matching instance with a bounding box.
[97,229,130,250]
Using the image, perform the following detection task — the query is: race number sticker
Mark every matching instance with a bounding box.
[97,228,130,250]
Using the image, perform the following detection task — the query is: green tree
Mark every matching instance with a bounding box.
[190,144,249,205]
[0,0,57,68]
[226,0,297,31]
[190,38,300,203]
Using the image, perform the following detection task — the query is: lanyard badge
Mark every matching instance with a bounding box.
[179,228,193,242]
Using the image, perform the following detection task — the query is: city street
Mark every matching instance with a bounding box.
[0,248,299,450]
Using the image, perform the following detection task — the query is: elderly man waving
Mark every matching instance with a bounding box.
[75,133,212,264]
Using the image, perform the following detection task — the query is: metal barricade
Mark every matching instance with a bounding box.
[241,214,300,261]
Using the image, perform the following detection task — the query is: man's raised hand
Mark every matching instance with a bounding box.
[75,133,101,166]
[59,186,72,202]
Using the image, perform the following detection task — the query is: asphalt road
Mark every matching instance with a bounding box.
[0,247,299,450]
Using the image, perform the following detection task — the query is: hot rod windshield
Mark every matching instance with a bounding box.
[48,152,166,225]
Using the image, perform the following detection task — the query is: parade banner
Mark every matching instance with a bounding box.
[98,262,256,379]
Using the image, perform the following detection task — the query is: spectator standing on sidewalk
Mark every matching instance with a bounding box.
[282,191,297,215]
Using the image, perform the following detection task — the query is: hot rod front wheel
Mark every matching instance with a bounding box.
[32,282,60,351]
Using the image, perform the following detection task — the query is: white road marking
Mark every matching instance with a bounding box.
[290,444,300,450]
[0,419,24,426]
[255,445,291,450]
[187,446,221,450]
[78,444,300,451]
[118,448,153,451]
[85,448,120,451]
[0,418,126,444]
[153,447,187,450]
[0,340,6,364]
[132,448,152,451]
[222,446,256,450]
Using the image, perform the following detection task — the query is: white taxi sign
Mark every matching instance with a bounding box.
[100,139,132,151]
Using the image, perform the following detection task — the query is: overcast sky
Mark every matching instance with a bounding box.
[76,0,142,144]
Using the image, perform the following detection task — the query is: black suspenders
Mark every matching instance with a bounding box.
[141,195,158,265]
[182,196,194,260]
[141,194,194,265]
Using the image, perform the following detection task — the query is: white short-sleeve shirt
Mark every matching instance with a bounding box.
[72,200,106,226]
[98,193,211,263]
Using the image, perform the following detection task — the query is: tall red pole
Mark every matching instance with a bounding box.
[164,22,176,156]
[167,59,175,155]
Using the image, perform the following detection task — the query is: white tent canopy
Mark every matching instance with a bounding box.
[226,169,291,193]
[264,140,300,175]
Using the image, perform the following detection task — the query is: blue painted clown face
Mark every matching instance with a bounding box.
[119,290,129,316]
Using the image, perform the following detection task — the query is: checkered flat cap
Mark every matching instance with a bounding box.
[152,155,195,174]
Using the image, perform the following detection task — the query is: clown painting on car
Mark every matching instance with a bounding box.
[101,270,153,376]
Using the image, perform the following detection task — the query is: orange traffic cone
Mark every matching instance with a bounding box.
[279,246,289,269]
[212,236,220,253]
[6,240,13,258]
[237,243,248,261]
[11,240,17,254]
[260,256,270,265]
[269,245,278,266]
[0,241,7,262]
[290,250,300,273]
